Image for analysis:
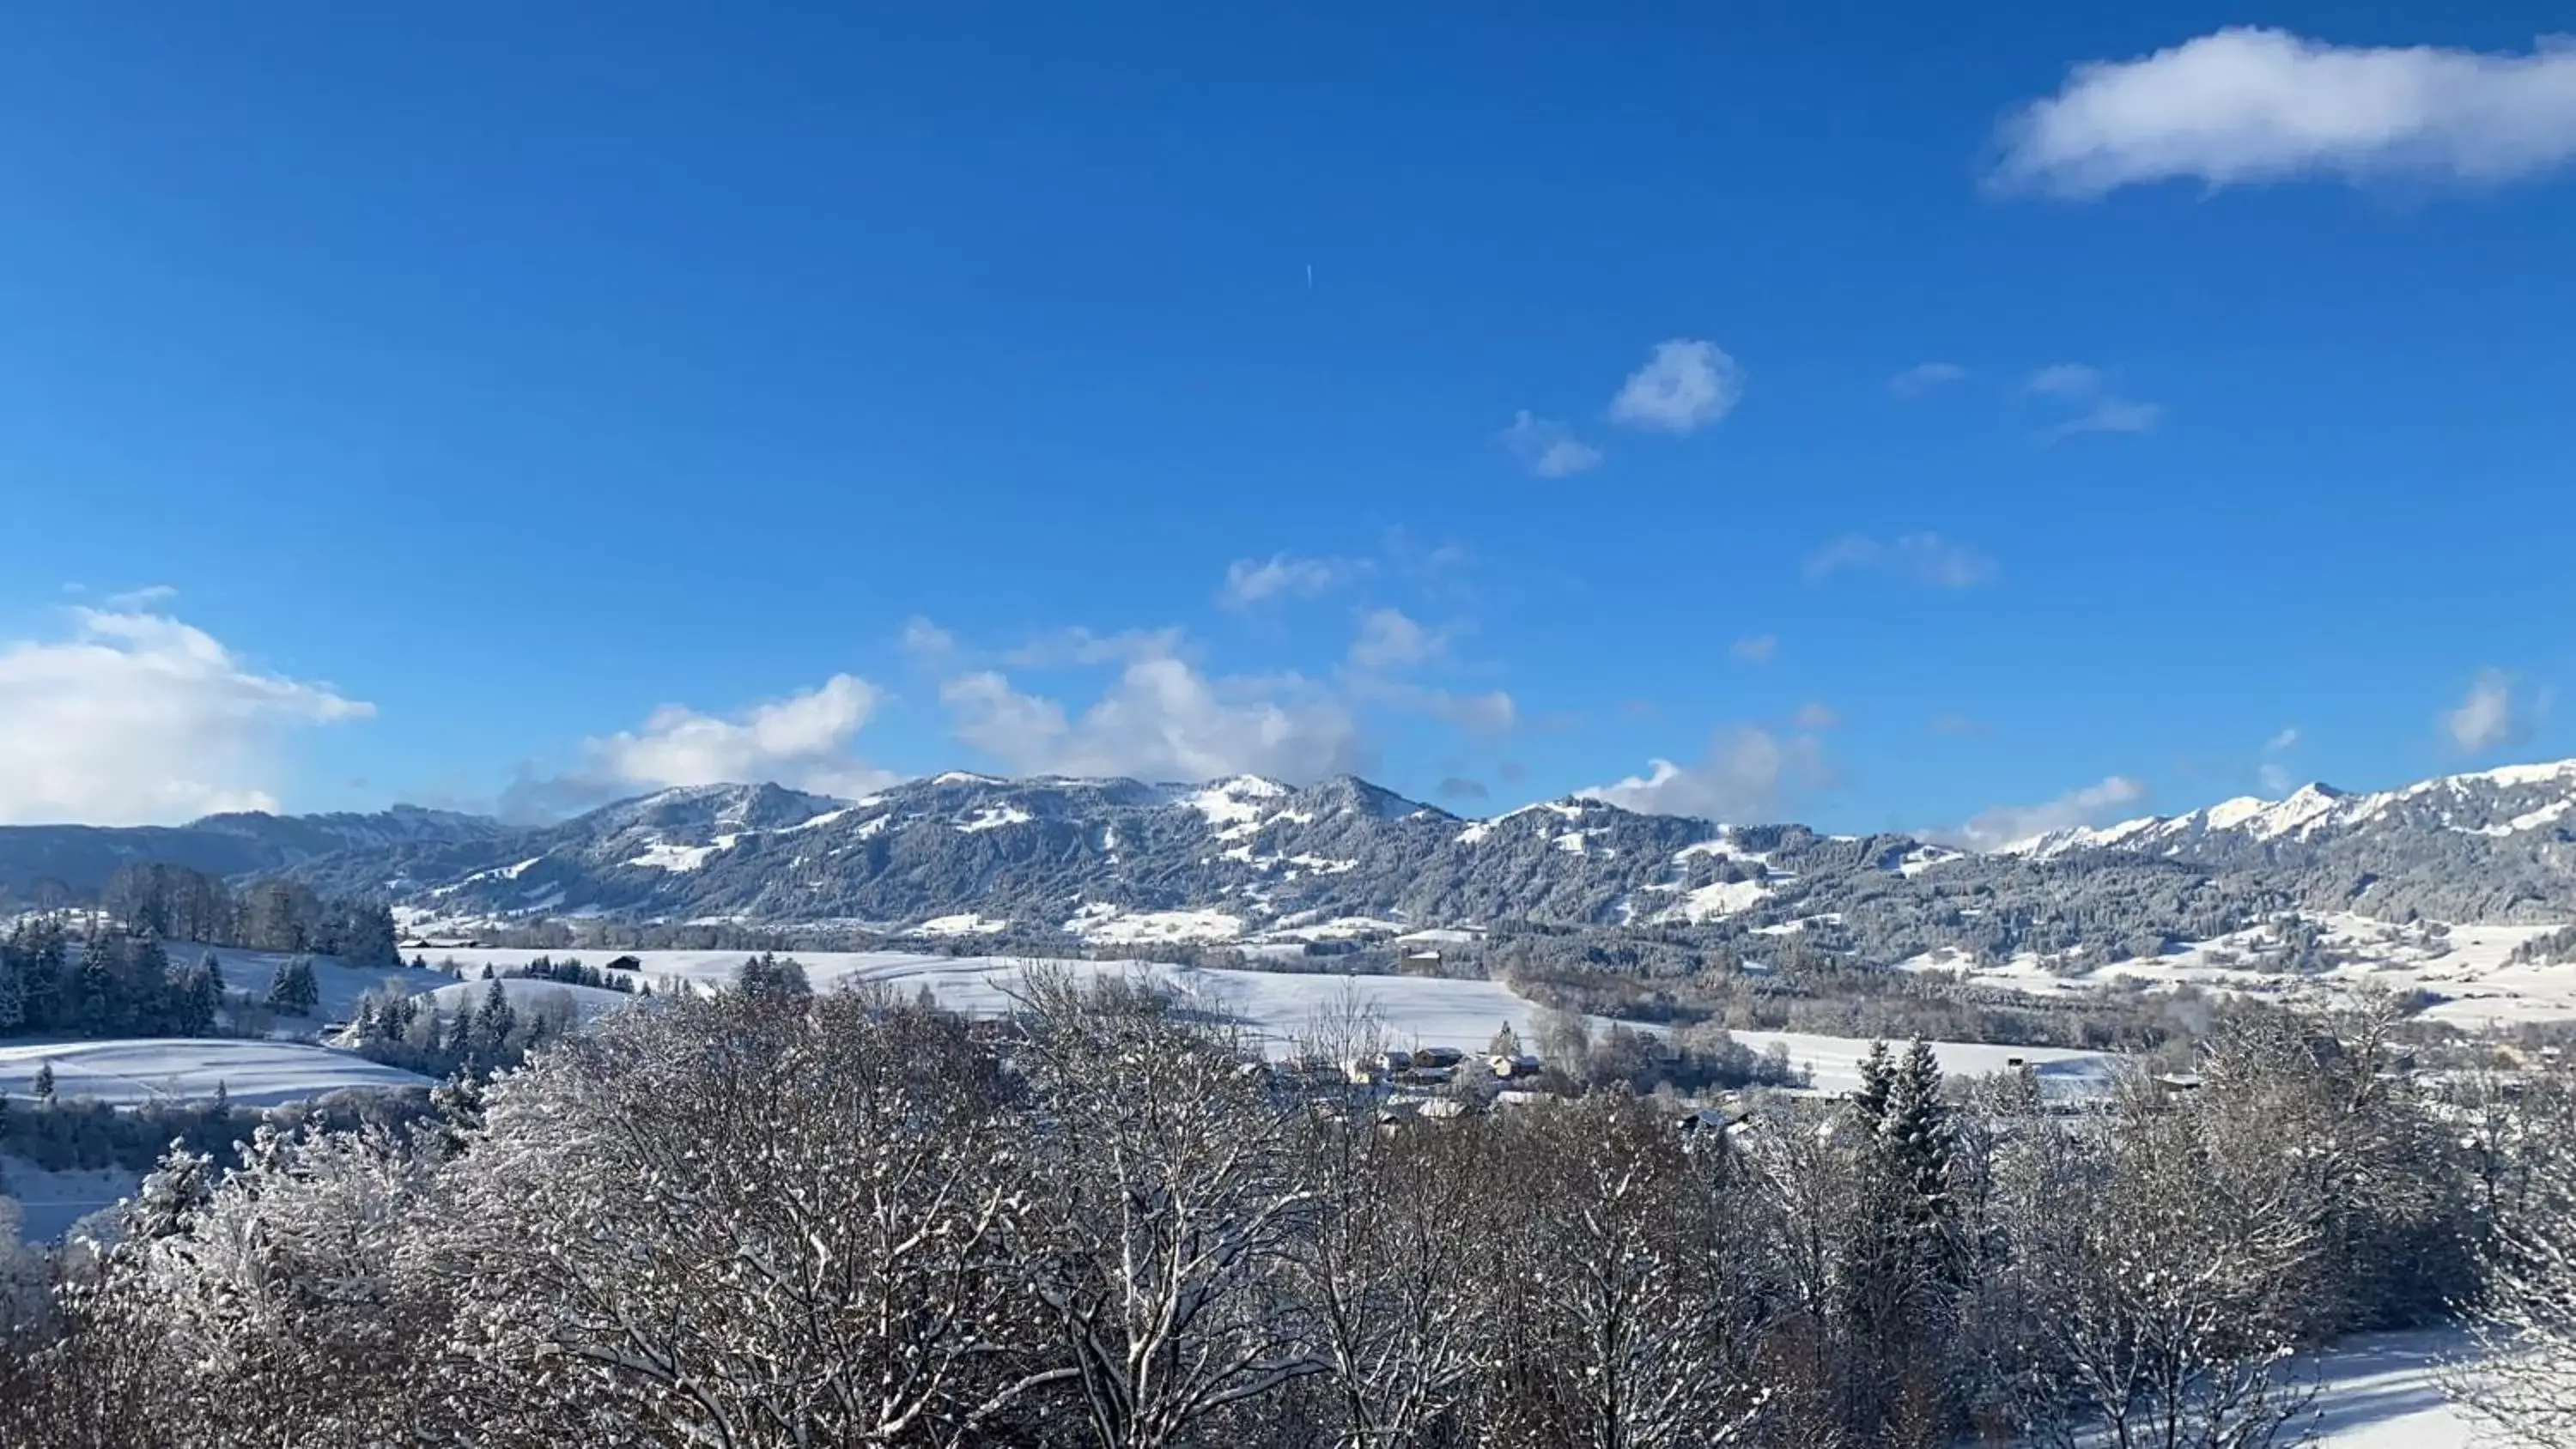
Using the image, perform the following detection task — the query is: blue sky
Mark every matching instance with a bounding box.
[3,4,2573,838]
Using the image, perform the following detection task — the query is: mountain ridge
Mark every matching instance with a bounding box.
[5,761,2575,968]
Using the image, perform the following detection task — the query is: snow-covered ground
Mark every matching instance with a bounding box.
[0,1040,432,1108]
[1722,1031,2111,1098]
[398,947,2116,1085]
[163,942,456,1029]
[2302,1328,2472,1446]
[1899,912,2576,1027]
[412,977,637,1022]
[0,1156,140,1245]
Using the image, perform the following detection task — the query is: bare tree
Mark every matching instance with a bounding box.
[1291,1108,1485,1447]
[1477,1097,1766,1449]
[2001,1084,2319,1449]
[444,989,1051,1447]
[2454,1064,2576,1446]
[1011,969,1324,1449]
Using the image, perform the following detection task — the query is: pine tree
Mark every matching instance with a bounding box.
[125,1140,216,1242]
[0,954,22,1034]
[1852,1039,1896,1126]
[429,1070,486,1157]
[32,1060,54,1105]
[476,980,516,1055]
[735,952,811,1002]
[1487,1022,1525,1060]
[265,956,321,1016]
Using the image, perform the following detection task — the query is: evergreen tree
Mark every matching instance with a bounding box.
[71,944,119,1035]
[447,997,478,1056]
[182,957,222,1035]
[430,1070,486,1158]
[124,1140,216,1243]
[735,952,811,1003]
[264,956,321,1016]
[0,953,22,1034]
[1487,1022,1525,1060]
[476,980,517,1056]
[32,1060,54,1105]
[1851,1039,1896,1126]
[7,919,68,1034]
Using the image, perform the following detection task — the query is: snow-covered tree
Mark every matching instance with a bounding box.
[263,955,319,1016]
[443,986,1053,1446]
[1011,969,1321,1448]
[2457,1065,2576,1446]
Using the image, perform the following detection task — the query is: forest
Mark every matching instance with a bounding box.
[2,968,2572,1448]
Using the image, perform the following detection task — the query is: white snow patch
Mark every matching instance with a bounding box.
[624,840,720,872]
[915,912,1011,937]
[1062,903,1246,944]
[1662,878,1773,923]
[957,804,1032,833]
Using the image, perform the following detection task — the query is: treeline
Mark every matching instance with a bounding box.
[1,974,2561,1448]
[0,924,221,1040]
[343,974,616,1082]
[0,1088,429,1178]
[98,864,398,967]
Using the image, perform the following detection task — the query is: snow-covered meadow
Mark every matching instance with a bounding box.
[398,947,2117,1088]
[0,1039,432,1108]
[1899,912,2576,1027]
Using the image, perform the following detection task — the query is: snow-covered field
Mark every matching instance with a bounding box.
[2302,1328,2472,1446]
[1722,1031,2111,1098]
[0,1040,432,1108]
[0,1155,140,1245]
[412,976,637,1022]
[1900,912,2576,1027]
[167,942,456,1028]
[398,948,2116,1085]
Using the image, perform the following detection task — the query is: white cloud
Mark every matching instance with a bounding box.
[1794,700,1843,730]
[1349,677,1517,736]
[1580,724,1832,822]
[579,675,896,799]
[103,584,179,610]
[2257,724,2302,793]
[1498,411,1605,478]
[900,616,957,665]
[1218,554,1358,609]
[1947,775,2149,851]
[1609,339,1744,434]
[1730,634,1778,664]
[942,652,1365,784]
[2045,397,2163,442]
[1803,532,1998,588]
[2443,669,2524,753]
[1001,626,1184,668]
[1347,608,1447,670]
[1996,28,2576,197]
[2026,363,2105,398]
[2025,363,2161,442]
[0,608,372,825]
[1890,362,1969,398]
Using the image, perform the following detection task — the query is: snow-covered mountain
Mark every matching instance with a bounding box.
[2006,761,2576,856]
[0,805,507,901]
[1996,761,2576,924]
[12,759,2576,967]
